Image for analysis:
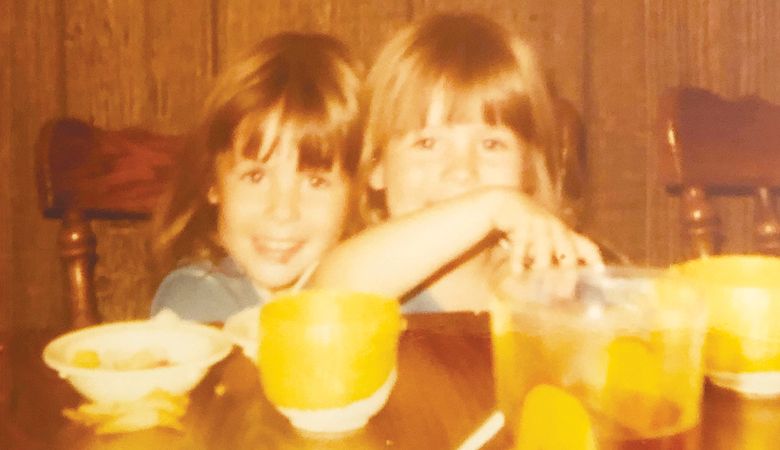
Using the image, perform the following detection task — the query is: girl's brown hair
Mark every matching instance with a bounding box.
[359,13,562,223]
[152,32,362,275]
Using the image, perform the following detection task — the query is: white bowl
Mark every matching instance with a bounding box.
[223,306,260,362]
[42,318,232,403]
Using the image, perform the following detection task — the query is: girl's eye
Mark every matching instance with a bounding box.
[305,172,331,189]
[239,167,265,184]
[411,137,436,150]
[482,138,508,151]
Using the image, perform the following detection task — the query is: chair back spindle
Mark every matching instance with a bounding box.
[754,186,780,255]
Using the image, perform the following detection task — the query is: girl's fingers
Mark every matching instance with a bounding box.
[528,216,553,270]
[572,234,604,267]
[549,222,578,268]
[506,225,530,274]
[500,198,603,272]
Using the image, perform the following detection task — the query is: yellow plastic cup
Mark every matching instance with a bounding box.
[258,289,402,433]
[674,255,780,396]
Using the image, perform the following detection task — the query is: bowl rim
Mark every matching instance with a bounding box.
[223,306,259,362]
[41,319,233,376]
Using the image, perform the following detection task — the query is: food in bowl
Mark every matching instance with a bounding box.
[43,314,232,404]
[71,348,172,370]
[674,255,780,396]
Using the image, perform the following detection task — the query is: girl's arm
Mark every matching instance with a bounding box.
[310,187,600,298]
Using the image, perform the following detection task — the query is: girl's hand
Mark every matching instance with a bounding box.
[491,190,603,272]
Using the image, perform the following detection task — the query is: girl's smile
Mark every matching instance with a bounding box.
[251,237,305,264]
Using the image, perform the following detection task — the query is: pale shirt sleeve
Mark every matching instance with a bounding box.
[400,290,443,314]
[150,264,261,323]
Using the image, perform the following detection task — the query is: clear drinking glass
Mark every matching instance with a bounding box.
[490,267,707,450]
[675,255,780,397]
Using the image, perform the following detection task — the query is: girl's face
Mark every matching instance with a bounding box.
[212,132,350,292]
[372,122,524,217]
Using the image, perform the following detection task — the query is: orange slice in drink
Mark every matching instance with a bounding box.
[603,336,681,435]
[606,337,661,397]
[514,384,597,450]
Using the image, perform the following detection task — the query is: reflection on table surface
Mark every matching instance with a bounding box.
[3,313,780,449]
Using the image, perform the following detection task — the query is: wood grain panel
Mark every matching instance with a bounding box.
[62,0,213,321]
[584,0,650,264]
[645,0,780,263]
[410,0,586,111]
[515,0,586,109]
[1,0,12,330]
[215,0,409,71]
[10,0,65,328]
[62,0,152,322]
[63,0,148,125]
[144,1,215,131]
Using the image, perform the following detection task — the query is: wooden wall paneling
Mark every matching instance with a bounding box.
[321,0,411,64]
[645,0,780,264]
[137,1,215,316]
[145,1,215,132]
[215,0,409,71]
[63,0,150,322]
[672,0,753,257]
[1,0,11,330]
[63,1,149,126]
[514,0,586,110]
[695,0,780,257]
[10,0,65,329]
[409,0,586,111]
[62,0,213,321]
[584,0,650,264]
[644,1,692,264]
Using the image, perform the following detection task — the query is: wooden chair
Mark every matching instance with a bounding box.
[35,118,183,328]
[657,86,780,259]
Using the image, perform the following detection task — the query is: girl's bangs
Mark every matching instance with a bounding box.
[296,123,359,174]
[383,71,537,144]
[230,111,359,175]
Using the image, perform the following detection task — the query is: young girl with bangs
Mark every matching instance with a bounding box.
[311,13,602,312]
[150,32,362,322]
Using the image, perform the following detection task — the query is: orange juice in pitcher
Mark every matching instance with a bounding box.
[491,267,707,450]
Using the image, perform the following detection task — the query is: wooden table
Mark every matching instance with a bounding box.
[2,313,780,449]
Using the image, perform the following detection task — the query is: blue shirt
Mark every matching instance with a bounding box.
[150,258,263,323]
[152,258,444,320]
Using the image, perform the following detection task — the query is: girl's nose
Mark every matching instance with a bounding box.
[267,176,301,221]
[442,141,478,183]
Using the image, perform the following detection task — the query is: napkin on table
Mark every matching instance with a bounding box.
[64,389,189,434]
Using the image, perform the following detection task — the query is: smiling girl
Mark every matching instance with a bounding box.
[311,14,601,312]
[150,33,361,322]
